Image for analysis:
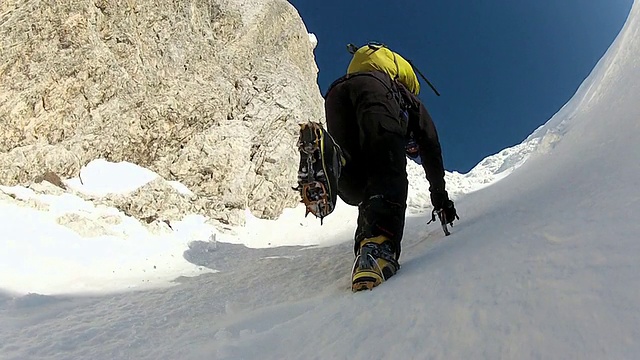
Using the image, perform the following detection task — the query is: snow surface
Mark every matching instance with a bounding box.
[1,1,639,358]
[308,32,318,49]
[0,166,216,296]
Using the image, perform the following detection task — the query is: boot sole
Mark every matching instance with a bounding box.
[299,123,328,184]
[352,281,378,292]
[352,271,383,292]
[297,122,335,220]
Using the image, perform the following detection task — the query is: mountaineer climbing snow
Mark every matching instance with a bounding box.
[295,42,458,292]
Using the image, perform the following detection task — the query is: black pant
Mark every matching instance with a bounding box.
[324,73,408,258]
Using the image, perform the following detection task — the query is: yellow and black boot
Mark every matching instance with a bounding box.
[352,235,400,292]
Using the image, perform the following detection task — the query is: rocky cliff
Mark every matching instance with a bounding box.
[0,0,324,224]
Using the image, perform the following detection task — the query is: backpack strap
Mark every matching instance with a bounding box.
[407,59,441,97]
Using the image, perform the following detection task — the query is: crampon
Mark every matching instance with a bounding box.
[293,122,342,224]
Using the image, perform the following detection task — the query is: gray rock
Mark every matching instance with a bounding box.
[0,0,323,224]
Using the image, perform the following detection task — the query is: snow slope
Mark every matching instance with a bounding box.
[0,161,218,295]
[1,1,639,359]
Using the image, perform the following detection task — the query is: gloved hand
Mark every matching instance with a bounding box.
[439,199,458,225]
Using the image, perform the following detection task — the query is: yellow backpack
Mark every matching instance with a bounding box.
[346,42,440,97]
[347,43,420,95]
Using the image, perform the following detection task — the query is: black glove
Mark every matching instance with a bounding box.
[439,199,458,225]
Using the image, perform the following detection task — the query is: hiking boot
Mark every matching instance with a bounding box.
[351,235,400,291]
[295,122,345,223]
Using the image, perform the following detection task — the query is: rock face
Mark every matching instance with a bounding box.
[0,0,324,223]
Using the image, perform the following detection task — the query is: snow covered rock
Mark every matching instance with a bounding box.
[0,0,323,224]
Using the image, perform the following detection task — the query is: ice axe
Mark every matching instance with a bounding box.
[428,208,459,236]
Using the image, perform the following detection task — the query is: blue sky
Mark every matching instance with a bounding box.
[288,0,633,172]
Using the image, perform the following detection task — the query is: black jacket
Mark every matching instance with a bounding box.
[325,70,449,208]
